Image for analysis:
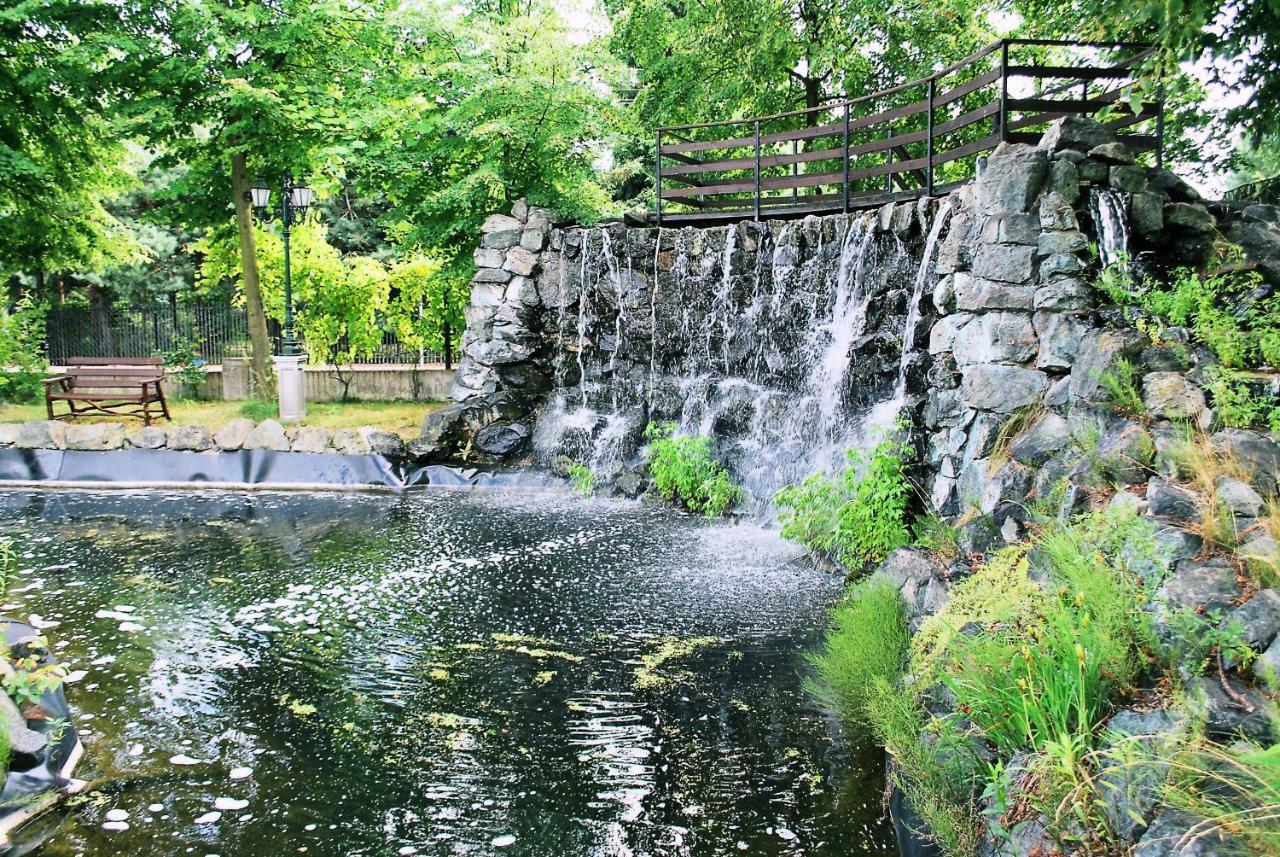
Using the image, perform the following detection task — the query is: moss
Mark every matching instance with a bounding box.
[633,636,719,690]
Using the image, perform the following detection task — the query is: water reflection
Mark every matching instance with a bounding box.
[0,489,894,856]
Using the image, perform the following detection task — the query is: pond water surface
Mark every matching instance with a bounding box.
[0,488,893,857]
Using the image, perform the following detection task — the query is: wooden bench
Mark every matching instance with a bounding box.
[44,357,172,425]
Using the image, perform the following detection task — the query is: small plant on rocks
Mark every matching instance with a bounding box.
[644,422,743,517]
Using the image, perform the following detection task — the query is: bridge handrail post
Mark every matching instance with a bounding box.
[999,40,1010,142]
[926,77,935,197]
[655,130,663,227]
[842,102,850,213]
[753,119,762,221]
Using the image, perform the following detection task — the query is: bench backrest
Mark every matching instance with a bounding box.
[62,357,165,391]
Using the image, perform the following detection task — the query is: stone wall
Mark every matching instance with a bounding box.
[429,117,1280,507]
[0,419,407,458]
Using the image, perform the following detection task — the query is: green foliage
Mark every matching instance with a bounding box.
[1100,260,1280,374]
[238,400,277,421]
[775,430,912,569]
[0,537,14,596]
[810,574,982,854]
[568,462,595,497]
[915,508,1158,766]
[913,513,962,564]
[807,576,910,724]
[2,638,66,708]
[0,297,48,404]
[644,423,743,517]
[157,337,207,396]
[1098,357,1145,417]
[1203,366,1280,432]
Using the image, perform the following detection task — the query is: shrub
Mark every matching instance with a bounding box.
[1098,358,1145,417]
[1098,259,1280,371]
[644,422,743,517]
[915,508,1158,772]
[775,430,912,569]
[567,462,595,496]
[0,296,48,404]
[239,400,277,421]
[157,337,208,398]
[913,512,961,563]
[1203,366,1280,432]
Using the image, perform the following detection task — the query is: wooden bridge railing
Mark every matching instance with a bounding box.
[652,39,1163,226]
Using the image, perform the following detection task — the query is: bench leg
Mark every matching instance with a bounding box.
[157,385,171,421]
[46,394,54,421]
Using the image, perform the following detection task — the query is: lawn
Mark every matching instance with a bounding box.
[0,399,443,439]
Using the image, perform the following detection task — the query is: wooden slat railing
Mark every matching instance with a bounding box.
[651,38,1162,226]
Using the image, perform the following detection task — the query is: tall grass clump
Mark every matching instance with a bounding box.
[1164,740,1280,855]
[809,575,982,855]
[644,422,743,516]
[775,429,912,569]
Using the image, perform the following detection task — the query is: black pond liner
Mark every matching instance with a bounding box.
[0,449,565,493]
[0,621,84,850]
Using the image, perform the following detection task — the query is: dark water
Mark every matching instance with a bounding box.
[0,488,893,856]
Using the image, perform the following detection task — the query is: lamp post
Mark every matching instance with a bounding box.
[247,170,313,423]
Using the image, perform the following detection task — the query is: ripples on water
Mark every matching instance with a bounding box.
[0,488,894,856]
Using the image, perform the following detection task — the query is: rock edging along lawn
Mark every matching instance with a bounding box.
[0,419,408,459]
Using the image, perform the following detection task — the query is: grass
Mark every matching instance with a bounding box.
[808,576,910,723]
[0,398,443,439]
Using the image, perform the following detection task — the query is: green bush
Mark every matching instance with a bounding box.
[775,430,912,569]
[1099,260,1280,371]
[567,461,595,496]
[1098,358,1146,417]
[157,337,208,397]
[1203,366,1280,431]
[0,297,48,403]
[644,422,743,516]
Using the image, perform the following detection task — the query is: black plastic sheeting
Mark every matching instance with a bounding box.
[0,449,565,493]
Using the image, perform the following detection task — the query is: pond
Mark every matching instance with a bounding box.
[0,488,894,856]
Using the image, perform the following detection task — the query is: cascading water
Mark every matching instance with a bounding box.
[533,202,952,502]
[1090,187,1131,269]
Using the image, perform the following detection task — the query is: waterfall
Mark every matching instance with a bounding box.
[531,202,946,503]
[1090,187,1130,269]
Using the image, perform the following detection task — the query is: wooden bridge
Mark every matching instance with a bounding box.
[650,39,1162,227]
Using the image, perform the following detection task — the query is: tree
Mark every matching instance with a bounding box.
[1007,0,1280,143]
[0,0,140,289]
[122,0,398,394]
[606,0,991,130]
[353,0,622,276]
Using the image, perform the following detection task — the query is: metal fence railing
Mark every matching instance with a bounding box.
[44,301,448,366]
[653,38,1162,226]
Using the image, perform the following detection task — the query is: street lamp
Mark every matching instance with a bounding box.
[246,170,314,422]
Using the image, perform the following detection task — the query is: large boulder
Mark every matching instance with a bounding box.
[976,144,1048,215]
[1039,116,1115,153]
[1225,589,1280,651]
[473,422,530,457]
[243,419,291,452]
[1098,708,1189,843]
[17,420,65,449]
[331,428,373,455]
[1187,675,1276,741]
[1142,372,1206,422]
[64,422,126,451]
[961,366,1049,413]
[167,425,213,452]
[1070,328,1145,403]
[1155,557,1243,616]
[360,428,406,458]
[1212,429,1280,495]
[1008,412,1072,467]
[127,426,168,449]
[873,549,950,630]
[213,418,255,451]
[291,426,331,454]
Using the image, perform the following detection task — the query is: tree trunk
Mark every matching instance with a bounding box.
[230,150,275,396]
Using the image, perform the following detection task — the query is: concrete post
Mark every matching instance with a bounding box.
[273,354,307,423]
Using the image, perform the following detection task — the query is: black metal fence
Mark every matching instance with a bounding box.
[44,301,446,366]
